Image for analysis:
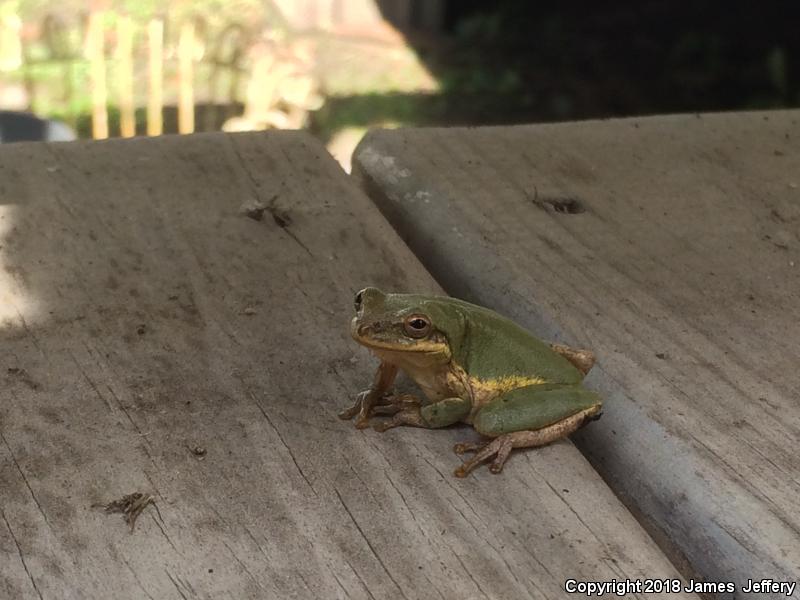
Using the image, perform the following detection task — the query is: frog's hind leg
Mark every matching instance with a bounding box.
[453,384,602,477]
[453,409,599,477]
[549,343,596,376]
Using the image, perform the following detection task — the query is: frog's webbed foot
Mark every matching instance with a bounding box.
[453,441,484,454]
[340,361,400,427]
[453,435,514,477]
[338,390,373,424]
[370,393,421,415]
[371,398,425,432]
[338,390,389,429]
[338,393,366,420]
[453,406,602,477]
[340,390,422,429]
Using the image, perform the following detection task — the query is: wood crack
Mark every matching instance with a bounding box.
[1,509,44,600]
[253,398,318,496]
[122,557,157,600]
[343,557,377,600]
[0,431,50,527]
[452,551,492,600]
[68,351,113,412]
[164,570,190,600]
[150,513,181,556]
[222,540,265,591]
[333,486,409,600]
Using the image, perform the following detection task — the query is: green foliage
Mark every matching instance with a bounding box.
[4,0,274,128]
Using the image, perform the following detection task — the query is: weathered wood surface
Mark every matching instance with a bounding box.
[353,111,800,599]
[0,131,695,599]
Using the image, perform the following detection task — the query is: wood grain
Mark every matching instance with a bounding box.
[353,111,800,598]
[0,131,694,599]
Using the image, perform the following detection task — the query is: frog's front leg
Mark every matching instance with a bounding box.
[369,393,421,415]
[372,396,471,433]
[338,361,398,428]
[454,384,602,477]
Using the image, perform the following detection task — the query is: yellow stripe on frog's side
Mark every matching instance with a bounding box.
[468,374,548,410]
[473,374,548,392]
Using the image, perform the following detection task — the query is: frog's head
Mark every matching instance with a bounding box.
[350,287,464,359]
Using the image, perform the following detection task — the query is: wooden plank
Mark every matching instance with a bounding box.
[0,131,696,599]
[352,111,800,598]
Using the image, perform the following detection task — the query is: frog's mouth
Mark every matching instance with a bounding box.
[356,335,449,354]
[351,319,449,354]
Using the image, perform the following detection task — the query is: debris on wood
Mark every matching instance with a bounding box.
[94,492,156,532]
[243,204,266,221]
[190,444,207,458]
[6,367,41,390]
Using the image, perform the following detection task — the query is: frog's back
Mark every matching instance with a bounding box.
[436,297,583,385]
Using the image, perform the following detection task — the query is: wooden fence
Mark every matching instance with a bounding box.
[0,11,321,139]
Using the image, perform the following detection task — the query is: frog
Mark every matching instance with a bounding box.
[339,287,602,477]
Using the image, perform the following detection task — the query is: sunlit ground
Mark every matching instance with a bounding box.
[313,24,439,172]
[0,205,41,328]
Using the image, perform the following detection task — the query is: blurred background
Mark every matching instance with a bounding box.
[0,0,797,170]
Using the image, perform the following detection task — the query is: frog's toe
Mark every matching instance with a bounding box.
[371,406,426,433]
[489,438,514,474]
[453,441,483,455]
[372,421,398,433]
[454,436,510,477]
[386,393,421,407]
[373,393,397,407]
[340,390,373,421]
[338,408,355,420]
[338,404,360,420]
[371,404,404,416]
[584,409,603,424]
[372,393,422,416]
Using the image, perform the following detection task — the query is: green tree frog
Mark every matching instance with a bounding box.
[339,288,602,477]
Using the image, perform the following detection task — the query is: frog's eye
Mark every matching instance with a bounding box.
[354,290,365,312]
[404,314,431,338]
